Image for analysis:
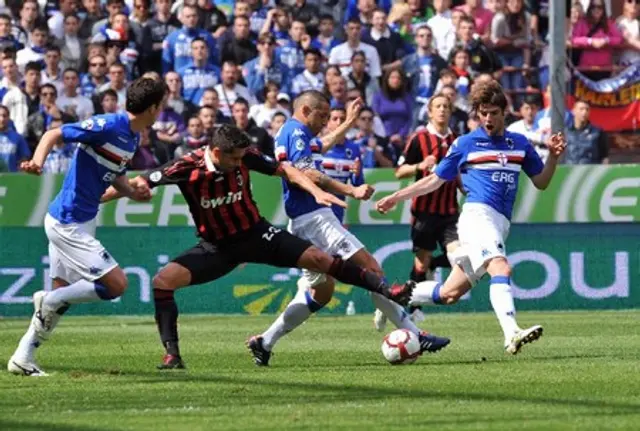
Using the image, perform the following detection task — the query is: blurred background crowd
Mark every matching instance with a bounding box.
[0,0,635,174]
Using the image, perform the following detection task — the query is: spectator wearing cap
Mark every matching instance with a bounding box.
[231,97,274,157]
[26,83,74,150]
[362,9,409,72]
[147,0,180,74]
[291,48,325,97]
[616,0,640,66]
[57,68,95,121]
[219,15,257,67]
[58,13,86,71]
[427,0,456,61]
[98,63,127,111]
[329,18,382,79]
[80,54,109,99]
[0,14,22,53]
[41,45,64,95]
[22,61,42,116]
[179,38,221,105]
[215,60,257,117]
[0,104,30,172]
[372,67,413,154]
[249,81,291,129]
[162,4,218,74]
[16,25,48,73]
[345,51,378,106]
[311,15,343,59]
[563,99,608,165]
[0,57,27,135]
[243,33,292,101]
[277,92,292,113]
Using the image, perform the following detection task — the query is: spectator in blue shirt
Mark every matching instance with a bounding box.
[0,104,30,172]
[178,38,221,105]
[243,33,291,100]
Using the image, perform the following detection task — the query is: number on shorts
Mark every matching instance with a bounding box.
[262,226,281,242]
[103,172,117,183]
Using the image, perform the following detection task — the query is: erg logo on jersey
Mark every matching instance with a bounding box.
[491,171,515,183]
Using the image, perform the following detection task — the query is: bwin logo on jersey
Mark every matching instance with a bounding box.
[201,192,243,209]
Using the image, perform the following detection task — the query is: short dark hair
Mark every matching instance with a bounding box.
[304,48,321,58]
[272,112,287,121]
[64,13,80,23]
[0,13,11,22]
[346,17,361,26]
[46,45,61,54]
[126,76,168,114]
[263,81,280,99]
[330,107,346,114]
[191,37,207,46]
[359,106,373,116]
[32,25,49,35]
[0,104,9,116]
[40,83,57,96]
[319,14,334,23]
[100,89,118,102]
[470,80,508,112]
[232,97,249,109]
[293,90,330,112]
[209,123,252,152]
[24,61,42,73]
[63,67,79,77]
[351,50,366,61]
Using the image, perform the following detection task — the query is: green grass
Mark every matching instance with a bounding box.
[1,311,640,431]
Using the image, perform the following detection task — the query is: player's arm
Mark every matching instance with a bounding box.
[395,134,434,179]
[101,174,151,203]
[319,98,363,154]
[529,133,566,190]
[20,128,63,174]
[278,163,346,209]
[303,167,374,200]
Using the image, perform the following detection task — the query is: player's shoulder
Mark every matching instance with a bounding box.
[344,139,361,157]
[76,114,115,132]
[504,130,533,149]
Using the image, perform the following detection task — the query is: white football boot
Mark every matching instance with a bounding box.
[32,290,63,340]
[505,325,543,355]
[7,356,48,376]
[373,309,387,332]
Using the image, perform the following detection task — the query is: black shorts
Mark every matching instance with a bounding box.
[173,221,312,286]
[411,214,459,253]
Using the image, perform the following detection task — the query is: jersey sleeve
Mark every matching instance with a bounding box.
[287,132,316,171]
[141,153,196,188]
[522,139,544,177]
[242,148,282,176]
[434,138,463,181]
[60,117,108,146]
[397,135,422,166]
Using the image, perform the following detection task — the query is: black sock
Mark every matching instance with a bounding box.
[154,289,180,357]
[410,266,427,283]
[429,254,451,271]
[328,257,387,296]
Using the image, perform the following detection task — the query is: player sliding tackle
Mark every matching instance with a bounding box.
[376,81,567,354]
[8,77,166,376]
[106,124,411,370]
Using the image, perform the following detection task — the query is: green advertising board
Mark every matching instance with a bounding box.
[0,224,635,317]
[0,164,638,226]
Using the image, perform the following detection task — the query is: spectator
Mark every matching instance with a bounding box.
[214,61,256,117]
[323,64,342,89]
[291,0,321,37]
[311,14,342,59]
[16,25,48,72]
[372,67,413,154]
[12,1,41,48]
[146,0,180,74]
[107,13,145,80]
[506,95,546,161]
[162,5,218,73]
[57,68,95,121]
[491,0,531,96]
[80,54,109,99]
[99,88,119,114]
[26,83,74,150]
[247,0,269,36]
[407,0,435,29]
[164,71,198,122]
[343,51,377,106]
[455,0,494,41]
[129,0,152,28]
[98,62,127,111]
[387,2,414,46]
[564,99,608,165]
[22,61,42,116]
[0,14,22,53]
[196,0,228,35]
[440,83,469,136]
[427,0,457,60]
[79,0,106,40]
[249,81,291,129]
[329,18,382,79]
[244,32,292,99]
[219,15,257,66]
[277,92,292,113]
[231,98,274,156]
[362,9,409,71]
[179,38,221,105]
[349,0,376,29]
[199,105,218,136]
[42,128,75,174]
[260,8,292,47]
[571,0,622,80]
[0,57,27,135]
[0,104,30,172]
[48,0,77,41]
[41,45,64,95]
[276,18,309,77]
[327,74,349,108]
[452,16,502,74]
[58,14,85,71]
[200,87,231,124]
[291,48,325,97]
[350,106,394,167]
[131,127,160,170]
[534,85,574,143]
[616,0,640,66]
[269,111,287,137]
[449,47,473,99]
[91,0,125,35]
[174,115,208,158]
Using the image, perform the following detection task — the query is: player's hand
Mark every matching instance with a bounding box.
[129,181,152,202]
[352,184,374,200]
[376,194,397,214]
[418,155,437,171]
[350,158,361,174]
[546,132,566,158]
[345,97,364,124]
[20,160,43,175]
[314,191,347,208]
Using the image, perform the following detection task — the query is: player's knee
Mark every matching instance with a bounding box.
[299,247,333,273]
[152,273,174,291]
[100,268,128,298]
[488,257,511,278]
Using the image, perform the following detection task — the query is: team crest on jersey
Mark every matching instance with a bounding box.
[496,152,508,167]
[345,148,353,158]
[295,139,305,150]
[149,171,162,183]
[81,119,94,130]
[338,239,352,253]
[505,138,515,149]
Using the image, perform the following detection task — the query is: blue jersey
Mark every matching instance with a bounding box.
[162,27,218,74]
[178,62,221,105]
[0,129,30,172]
[321,140,364,222]
[434,127,543,220]
[48,113,139,224]
[274,118,325,219]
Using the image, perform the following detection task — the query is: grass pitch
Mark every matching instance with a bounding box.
[1,311,639,431]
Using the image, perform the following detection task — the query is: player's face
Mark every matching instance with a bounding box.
[477,104,505,135]
[307,102,330,135]
[428,96,452,126]
[212,147,246,171]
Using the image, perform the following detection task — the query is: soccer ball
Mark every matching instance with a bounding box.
[381,329,421,365]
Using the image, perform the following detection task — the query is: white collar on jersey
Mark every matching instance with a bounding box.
[426,122,453,139]
[204,148,218,172]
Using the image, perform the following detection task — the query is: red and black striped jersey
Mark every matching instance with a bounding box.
[142,147,283,244]
[399,124,459,217]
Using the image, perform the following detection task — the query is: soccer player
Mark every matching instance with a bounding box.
[248,90,451,366]
[114,124,410,369]
[8,77,167,376]
[374,93,461,331]
[376,81,567,354]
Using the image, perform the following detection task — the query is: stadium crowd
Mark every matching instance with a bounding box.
[0,0,634,173]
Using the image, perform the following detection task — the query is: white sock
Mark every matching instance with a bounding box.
[13,321,41,362]
[261,288,321,351]
[371,293,421,335]
[489,277,521,342]
[44,279,108,308]
[409,281,442,306]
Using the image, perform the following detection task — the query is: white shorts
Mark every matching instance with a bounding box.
[44,213,118,283]
[457,203,510,281]
[288,208,364,289]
